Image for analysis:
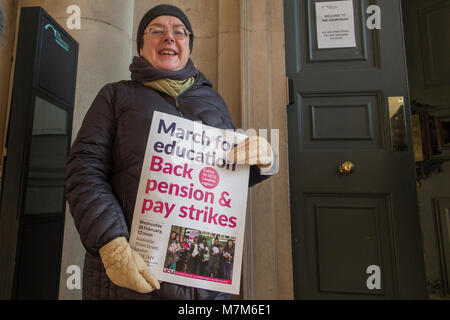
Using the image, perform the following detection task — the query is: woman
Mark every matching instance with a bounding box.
[187,236,200,275]
[65,4,275,300]
[199,238,210,276]
[223,240,235,281]
[216,246,225,279]
[209,237,222,279]
[165,231,180,271]
[176,236,188,272]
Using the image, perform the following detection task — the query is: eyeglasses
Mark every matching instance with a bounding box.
[143,26,191,40]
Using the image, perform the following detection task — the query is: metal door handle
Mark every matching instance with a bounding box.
[338,161,355,175]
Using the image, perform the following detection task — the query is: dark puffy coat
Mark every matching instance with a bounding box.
[65,62,268,300]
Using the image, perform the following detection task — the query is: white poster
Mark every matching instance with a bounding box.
[316,0,357,49]
[129,111,250,295]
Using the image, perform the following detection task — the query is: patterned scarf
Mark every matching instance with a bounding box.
[142,77,195,98]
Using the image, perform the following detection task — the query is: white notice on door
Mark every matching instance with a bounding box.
[315,0,357,49]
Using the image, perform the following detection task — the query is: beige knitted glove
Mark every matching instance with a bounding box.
[99,237,160,293]
[227,136,274,170]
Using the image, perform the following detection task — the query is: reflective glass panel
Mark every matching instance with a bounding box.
[24,96,68,215]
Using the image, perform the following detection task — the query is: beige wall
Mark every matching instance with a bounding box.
[240,0,292,299]
[1,0,292,300]
[0,0,19,190]
[218,0,241,128]
[0,0,19,299]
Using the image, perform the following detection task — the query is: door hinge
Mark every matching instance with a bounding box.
[286,77,295,106]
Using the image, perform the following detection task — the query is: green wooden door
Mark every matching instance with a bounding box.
[284,0,427,299]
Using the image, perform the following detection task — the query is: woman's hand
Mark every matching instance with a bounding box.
[99,237,160,293]
[227,136,274,170]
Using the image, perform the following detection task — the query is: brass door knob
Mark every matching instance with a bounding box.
[339,161,355,175]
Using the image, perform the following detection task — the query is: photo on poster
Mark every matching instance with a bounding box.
[163,225,236,285]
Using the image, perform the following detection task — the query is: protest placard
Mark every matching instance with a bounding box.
[129,111,249,295]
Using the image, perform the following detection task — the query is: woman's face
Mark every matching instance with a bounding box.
[140,15,190,71]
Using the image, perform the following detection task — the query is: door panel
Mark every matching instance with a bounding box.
[433,198,450,295]
[404,0,450,105]
[302,93,384,149]
[285,0,427,299]
[304,194,397,298]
